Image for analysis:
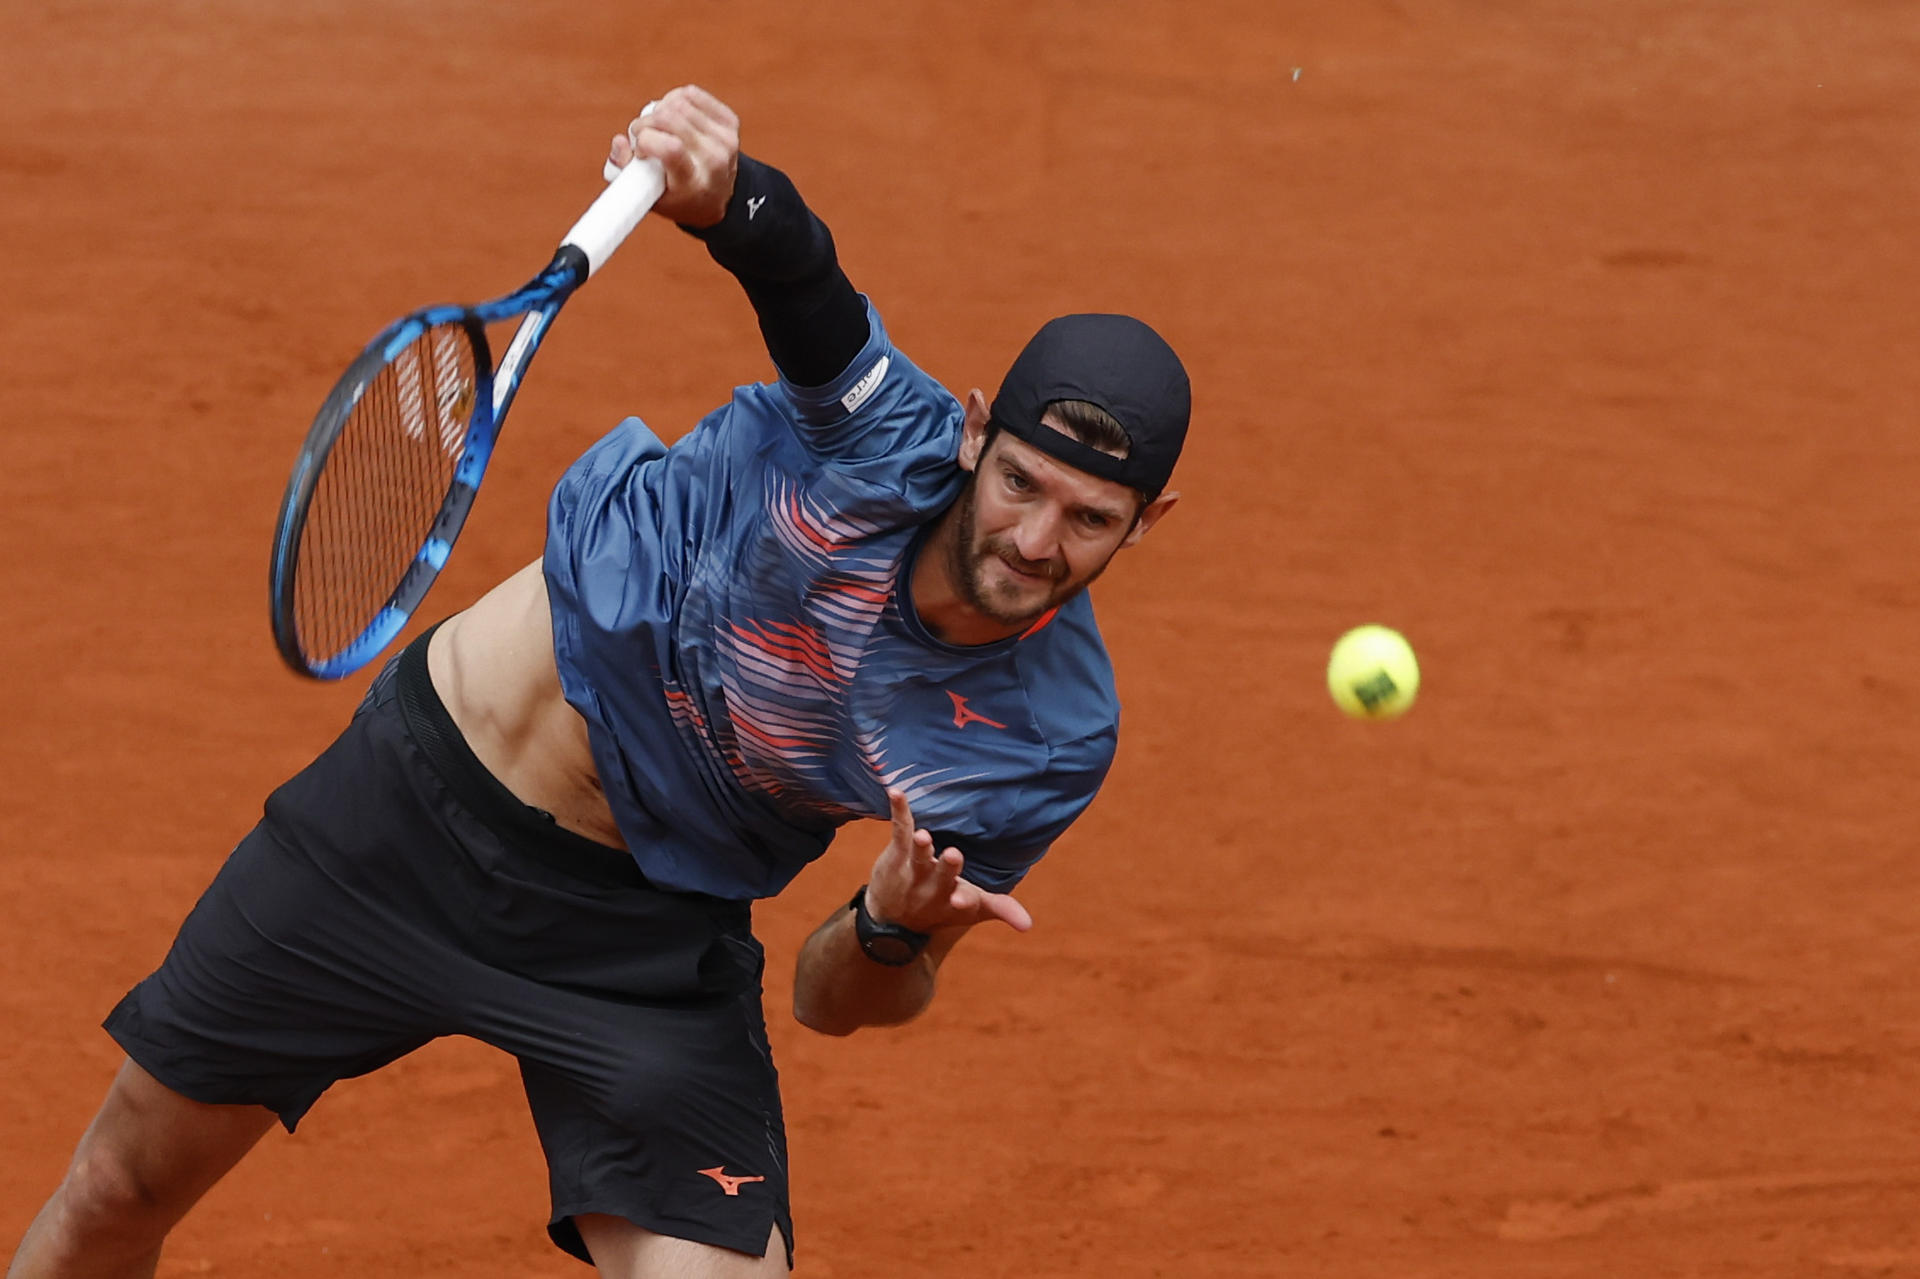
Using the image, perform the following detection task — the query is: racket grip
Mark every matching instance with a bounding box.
[600,99,660,184]
[562,156,665,277]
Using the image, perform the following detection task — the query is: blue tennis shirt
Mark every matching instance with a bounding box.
[543,306,1119,901]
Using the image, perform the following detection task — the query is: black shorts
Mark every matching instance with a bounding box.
[104,630,792,1266]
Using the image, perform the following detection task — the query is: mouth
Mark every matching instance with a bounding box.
[994,552,1056,583]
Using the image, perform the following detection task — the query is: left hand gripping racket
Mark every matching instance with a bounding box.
[269,156,666,679]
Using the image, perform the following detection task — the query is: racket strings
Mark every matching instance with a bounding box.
[293,322,479,664]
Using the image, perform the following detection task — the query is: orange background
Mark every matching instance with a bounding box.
[5,2,1919,1275]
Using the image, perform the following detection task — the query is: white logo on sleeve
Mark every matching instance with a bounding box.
[746,196,766,220]
[840,355,890,414]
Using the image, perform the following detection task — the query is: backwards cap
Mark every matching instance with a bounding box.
[987,313,1191,500]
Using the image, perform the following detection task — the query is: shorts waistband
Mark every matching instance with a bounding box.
[395,625,650,891]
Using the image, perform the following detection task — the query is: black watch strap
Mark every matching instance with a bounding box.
[849,885,931,967]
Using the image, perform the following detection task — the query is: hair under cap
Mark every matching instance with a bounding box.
[987,313,1191,500]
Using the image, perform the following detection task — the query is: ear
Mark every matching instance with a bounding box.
[957,389,991,472]
[1119,489,1179,550]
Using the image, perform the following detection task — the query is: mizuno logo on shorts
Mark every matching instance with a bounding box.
[698,1166,766,1196]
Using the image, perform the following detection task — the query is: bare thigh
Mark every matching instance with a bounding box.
[68,1058,276,1218]
[575,1215,789,1279]
[7,1059,276,1279]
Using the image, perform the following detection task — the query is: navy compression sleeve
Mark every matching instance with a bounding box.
[681,154,870,389]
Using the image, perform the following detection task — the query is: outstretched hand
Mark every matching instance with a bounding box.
[865,789,1033,936]
[607,84,739,229]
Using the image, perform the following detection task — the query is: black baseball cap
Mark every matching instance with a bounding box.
[987,313,1190,500]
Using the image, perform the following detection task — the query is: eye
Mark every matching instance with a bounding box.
[1079,510,1113,531]
[1003,468,1032,492]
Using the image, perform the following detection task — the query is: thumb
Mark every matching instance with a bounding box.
[973,888,1033,933]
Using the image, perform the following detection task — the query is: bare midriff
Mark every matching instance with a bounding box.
[426,560,627,849]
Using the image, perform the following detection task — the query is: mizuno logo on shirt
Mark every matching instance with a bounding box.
[840,355,890,414]
[948,691,1007,730]
[746,195,766,220]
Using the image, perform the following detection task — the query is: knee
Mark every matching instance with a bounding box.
[54,1144,173,1247]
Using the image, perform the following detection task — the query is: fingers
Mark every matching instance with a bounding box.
[887,788,915,849]
[894,791,955,879]
[620,97,662,150]
[605,89,740,185]
[939,852,1031,933]
[605,86,740,226]
[676,83,740,132]
[873,790,1032,934]
[626,86,730,167]
[646,84,737,146]
[974,889,1034,933]
[931,845,1031,933]
[879,789,939,883]
[607,99,662,172]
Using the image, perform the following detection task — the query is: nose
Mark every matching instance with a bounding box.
[1009,508,1064,566]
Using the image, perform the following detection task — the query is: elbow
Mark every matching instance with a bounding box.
[790,940,939,1035]
[791,982,933,1037]
[791,993,860,1037]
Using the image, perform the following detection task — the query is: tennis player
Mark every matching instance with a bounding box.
[8,84,1189,1279]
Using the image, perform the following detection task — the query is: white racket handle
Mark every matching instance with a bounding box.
[561,155,665,278]
[599,97,662,187]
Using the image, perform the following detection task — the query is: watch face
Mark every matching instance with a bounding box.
[860,933,920,967]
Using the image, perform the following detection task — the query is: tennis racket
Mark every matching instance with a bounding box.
[269,154,666,679]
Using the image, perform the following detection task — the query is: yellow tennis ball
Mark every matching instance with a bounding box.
[1327,625,1420,720]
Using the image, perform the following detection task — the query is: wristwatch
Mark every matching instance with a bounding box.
[849,885,931,967]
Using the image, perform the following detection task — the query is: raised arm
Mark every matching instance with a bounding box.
[610,85,870,388]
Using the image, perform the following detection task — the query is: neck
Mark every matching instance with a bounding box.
[909,505,1025,647]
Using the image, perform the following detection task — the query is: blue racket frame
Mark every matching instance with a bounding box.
[269,250,585,679]
[269,154,664,680]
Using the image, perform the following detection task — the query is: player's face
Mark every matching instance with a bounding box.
[946,429,1147,629]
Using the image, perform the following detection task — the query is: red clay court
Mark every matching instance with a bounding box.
[4,2,1918,1275]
